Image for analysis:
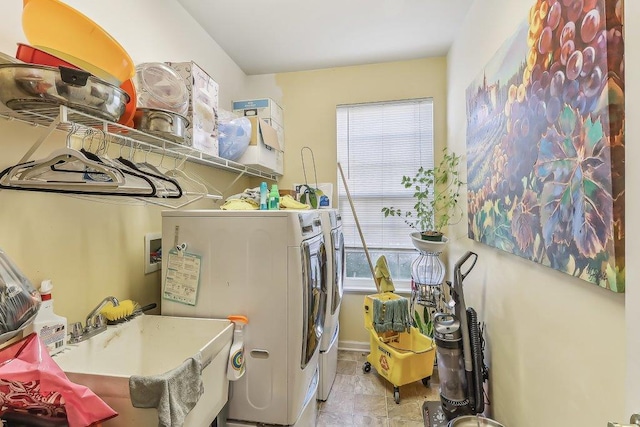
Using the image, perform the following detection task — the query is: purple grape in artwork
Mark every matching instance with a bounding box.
[581,46,596,77]
[560,21,576,46]
[581,9,600,43]
[550,70,565,97]
[546,96,562,124]
[547,1,561,30]
[566,50,584,80]
[583,65,603,98]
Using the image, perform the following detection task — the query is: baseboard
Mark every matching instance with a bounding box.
[337,340,369,352]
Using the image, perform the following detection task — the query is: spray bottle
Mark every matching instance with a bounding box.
[226,315,249,381]
[24,280,68,356]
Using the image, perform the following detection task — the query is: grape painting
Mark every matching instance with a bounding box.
[465,0,624,292]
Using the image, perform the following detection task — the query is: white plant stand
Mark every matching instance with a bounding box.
[410,232,449,337]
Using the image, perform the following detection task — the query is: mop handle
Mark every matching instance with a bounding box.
[337,162,378,292]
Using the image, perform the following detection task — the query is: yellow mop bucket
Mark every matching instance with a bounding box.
[363,293,436,403]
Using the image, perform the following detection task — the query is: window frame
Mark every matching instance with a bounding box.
[336,98,435,293]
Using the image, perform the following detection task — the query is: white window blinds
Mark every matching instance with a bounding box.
[337,99,434,251]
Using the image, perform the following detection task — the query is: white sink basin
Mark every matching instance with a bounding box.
[53,315,233,427]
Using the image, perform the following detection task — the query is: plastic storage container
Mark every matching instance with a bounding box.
[133,62,189,115]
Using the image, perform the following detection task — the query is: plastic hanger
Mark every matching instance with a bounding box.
[2,147,125,188]
[0,143,158,197]
[116,156,182,199]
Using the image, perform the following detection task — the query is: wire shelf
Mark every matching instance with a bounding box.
[0,105,280,180]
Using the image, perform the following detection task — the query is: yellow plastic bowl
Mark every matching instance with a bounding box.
[22,0,135,85]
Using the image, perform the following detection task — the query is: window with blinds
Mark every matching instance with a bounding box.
[336,99,434,291]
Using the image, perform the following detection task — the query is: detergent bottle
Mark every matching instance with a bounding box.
[227,315,249,381]
[268,184,280,210]
[259,182,268,210]
[24,279,67,356]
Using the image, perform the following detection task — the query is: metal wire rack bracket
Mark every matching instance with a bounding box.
[0,105,280,181]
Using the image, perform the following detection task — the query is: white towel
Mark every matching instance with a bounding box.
[129,352,203,427]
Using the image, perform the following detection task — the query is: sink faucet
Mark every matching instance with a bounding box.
[85,296,119,328]
[68,296,119,344]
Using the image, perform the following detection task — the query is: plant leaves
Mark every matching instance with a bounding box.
[534,106,613,258]
[511,190,540,254]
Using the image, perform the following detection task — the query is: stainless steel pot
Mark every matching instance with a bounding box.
[0,64,129,122]
[448,416,505,427]
[133,107,189,144]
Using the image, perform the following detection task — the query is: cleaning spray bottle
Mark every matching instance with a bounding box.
[24,279,67,356]
[226,315,249,381]
[259,182,268,210]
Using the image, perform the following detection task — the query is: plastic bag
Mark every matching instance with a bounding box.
[0,333,118,426]
[218,115,251,161]
[0,249,41,344]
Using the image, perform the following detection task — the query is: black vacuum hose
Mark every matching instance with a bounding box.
[467,307,485,414]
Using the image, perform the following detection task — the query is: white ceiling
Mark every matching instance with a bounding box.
[176,0,474,75]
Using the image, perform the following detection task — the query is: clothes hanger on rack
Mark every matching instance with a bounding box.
[165,157,223,200]
[0,129,158,197]
[114,141,184,199]
[77,147,159,197]
[141,156,222,209]
[116,156,182,199]
[10,146,125,187]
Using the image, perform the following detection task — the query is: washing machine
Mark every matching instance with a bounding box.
[160,210,327,426]
[317,209,344,401]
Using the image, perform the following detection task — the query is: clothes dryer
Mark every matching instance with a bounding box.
[161,210,327,426]
[317,209,344,401]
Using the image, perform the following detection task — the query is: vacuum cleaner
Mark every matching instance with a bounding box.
[433,251,488,420]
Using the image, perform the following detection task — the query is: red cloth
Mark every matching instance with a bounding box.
[0,333,117,426]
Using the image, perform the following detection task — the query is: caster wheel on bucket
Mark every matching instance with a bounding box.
[393,386,400,404]
[422,376,431,387]
[363,362,371,373]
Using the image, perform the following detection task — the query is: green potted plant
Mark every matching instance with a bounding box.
[381,148,463,243]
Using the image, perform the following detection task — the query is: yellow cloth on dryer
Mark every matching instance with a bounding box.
[220,199,259,210]
[280,195,310,210]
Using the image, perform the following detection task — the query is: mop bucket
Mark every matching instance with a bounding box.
[363,293,436,403]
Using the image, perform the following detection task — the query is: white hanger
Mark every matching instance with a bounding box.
[3,147,125,188]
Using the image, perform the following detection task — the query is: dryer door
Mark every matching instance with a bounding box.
[301,235,327,369]
[330,227,344,315]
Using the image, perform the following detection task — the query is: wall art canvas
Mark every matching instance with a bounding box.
[465,0,625,292]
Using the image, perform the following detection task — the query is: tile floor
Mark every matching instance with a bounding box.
[316,350,440,427]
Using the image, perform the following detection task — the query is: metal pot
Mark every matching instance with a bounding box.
[0,64,129,122]
[448,416,505,427]
[133,107,189,144]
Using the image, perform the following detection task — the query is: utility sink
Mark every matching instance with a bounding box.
[53,315,233,427]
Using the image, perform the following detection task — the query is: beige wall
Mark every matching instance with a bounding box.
[0,0,253,325]
[265,58,448,345]
[447,0,626,425]
[625,0,640,415]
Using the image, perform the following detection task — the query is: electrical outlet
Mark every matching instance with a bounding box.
[145,233,162,274]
